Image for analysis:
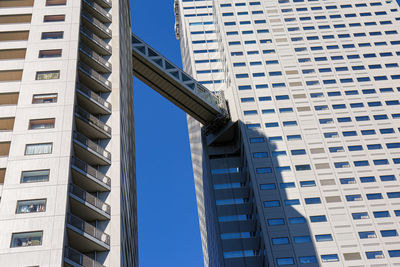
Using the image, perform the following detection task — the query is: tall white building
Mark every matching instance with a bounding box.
[0,0,136,266]
[175,0,400,266]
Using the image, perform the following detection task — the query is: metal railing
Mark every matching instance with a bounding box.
[80,27,111,54]
[73,131,111,161]
[75,106,111,135]
[76,83,112,111]
[65,246,105,267]
[71,157,111,186]
[81,10,112,37]
[82,0,112,21]
[67,213,110,245]
[78,62,111,90]
[80,43,112,71]
[94,0,111,8]
[70,184,111,215]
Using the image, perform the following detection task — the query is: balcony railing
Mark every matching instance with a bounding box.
[75,105,111,136]
[78,62,112,92]
[71,157,111,186]
[81,10,112,38]
[79,43,111,72]
[70,184,111,215]
[94,0,111,8]
[76,84,112,113]
[73,131,111,161]
[67,213,110,245]
[82,0,112,22]
[64,246,105,267]
[80,27,111,55]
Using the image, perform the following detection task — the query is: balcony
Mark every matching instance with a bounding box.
[80,27,111,56]
[79,43,112,73]
[75,106,111,139]
[64,246,105,267]
[94,0,111,9]
[66,213,110,252]
[82,0,112,23]
[81,11,112,39]
[69,184,110,221]
[78,62,111,93]
[71,157,110,192]
[76,84,111,115]
[73,131,111,165]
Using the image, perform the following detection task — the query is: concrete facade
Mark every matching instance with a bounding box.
[176,0,400,266]
[0,0,136,266]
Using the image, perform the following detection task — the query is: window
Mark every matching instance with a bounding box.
[300,181,315,187]
[16,199,46,213]
[0,168,5,184]
[211,168,239,175]
[36,71,60,80]
[277,258,294,265]
[11,231,43,247]
[359,231,376,239]
[389,250,400,258]
[299,256,317,264]
[253,152,268,158]
[289,217,306,224]
[25,143,53,155]
[366,251,384,259]
[43,15,65,22]
[46,0,66,6]
[305,197,321,204]
[272,237,289,245]
[310,215,327,222]
[41,31,64,40]
[321,254,339,262]
[32,93,57,104]
[316,234,333,242]
[346,194,362,201]
[260,183,276,190]
[264,200,280,207]
[352,212,369,220]
[381,230,398,237]
[21,170,49,183]
[29,118,55,130]
[39,49,62,58]
[268,218,285,226]
[294,236,311,243]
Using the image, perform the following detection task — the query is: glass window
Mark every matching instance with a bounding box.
[388,192,400,198]
[321,254,339,262]
[300,181,316,187]
[286,217,304,225]
[359,231,376,239]
[41,31,63,40]
[352,212,369,220]
[305,197,321,204]
[389,250,400,258]
[211,168,239,175]
[25,143,53,155]
[277,258,294,265]
[366,251,384,259]
[310,215,327,222]
[340,178,356,184]
[38,49,62,58]
[43,15,65,22]
[260,183,276,190]
[294,236,311,243]
[299,256,317,264]
[253,152,268,158]
[11,231,43,247]
[46,0,66,6]
[373,211,390,218]
[285,199,300,206]
[381,230,398,237]
[268,218,285,226]
[32,93,57,104]
[280,182,295,189]
[16,199,46,214]
[21,170,49,183]
[264,200,280,207]
[316,234,333,242]
[35,71,60,80]
[272,237,289,245]
[29,118,55,130]
[346,194,362,201]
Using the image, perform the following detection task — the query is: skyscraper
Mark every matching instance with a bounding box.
[0,0,136,266]
[175,0,400,266]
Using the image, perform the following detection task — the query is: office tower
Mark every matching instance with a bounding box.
[175,0,400,266]
[0,0,136,266]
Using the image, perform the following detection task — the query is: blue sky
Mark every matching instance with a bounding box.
[130,0,400,266]
[131,0,204,267]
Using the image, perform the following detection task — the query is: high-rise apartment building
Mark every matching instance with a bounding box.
[0,0,136,266]
[175,0,400,266]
